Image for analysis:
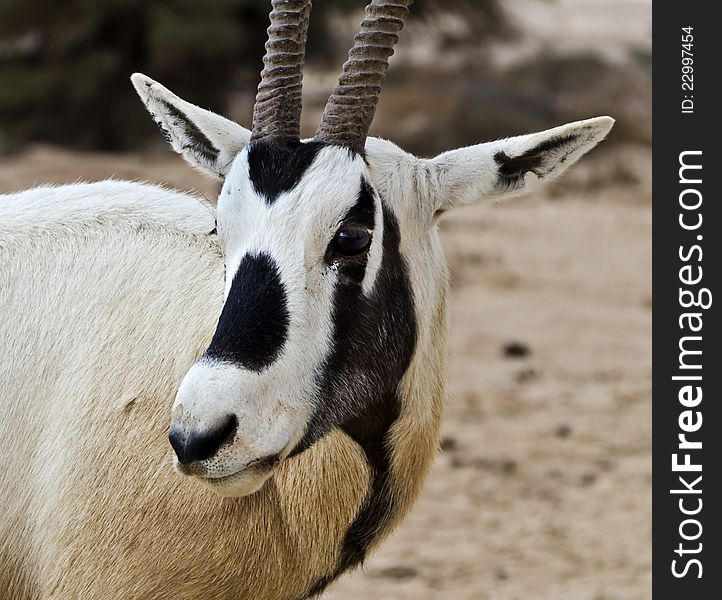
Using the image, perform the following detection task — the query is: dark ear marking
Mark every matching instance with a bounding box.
[494,134,579,187]
[158,99,220,164]
[247,140,326,204]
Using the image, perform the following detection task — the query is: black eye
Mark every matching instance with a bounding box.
[330,228,371,257]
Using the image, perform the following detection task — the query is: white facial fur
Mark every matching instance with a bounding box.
[219,146,384,299]
[172,145,384,496]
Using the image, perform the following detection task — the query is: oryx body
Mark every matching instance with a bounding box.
[0,0,613,598]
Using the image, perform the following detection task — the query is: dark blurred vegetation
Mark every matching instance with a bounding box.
[0,0,513,151]
[387,52,651,157]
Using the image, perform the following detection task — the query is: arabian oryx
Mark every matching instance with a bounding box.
[0,0,613,598]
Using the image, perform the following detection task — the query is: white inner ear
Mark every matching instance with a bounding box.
[426,116,615,213]
[131,73,251,179]
[523,170,542,193]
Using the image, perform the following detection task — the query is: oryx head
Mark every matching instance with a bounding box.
[133,0,613,497]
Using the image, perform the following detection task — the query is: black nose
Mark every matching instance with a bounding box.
[169,415,237,465]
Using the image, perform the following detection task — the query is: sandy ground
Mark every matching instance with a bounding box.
[497,0,652,66]
[0,145,652,599]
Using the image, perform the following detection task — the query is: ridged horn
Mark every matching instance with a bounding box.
[251,0,313,144]
[315,0,412,153]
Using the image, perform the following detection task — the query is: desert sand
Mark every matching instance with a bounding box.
[0,143,651,599]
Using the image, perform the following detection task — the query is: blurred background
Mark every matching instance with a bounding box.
[0,0,651,598]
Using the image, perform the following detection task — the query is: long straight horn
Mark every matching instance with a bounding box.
[315,0,412,153]
[251,0,313,144]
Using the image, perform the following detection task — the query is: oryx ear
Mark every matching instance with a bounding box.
[131,73,251,179]
[427,116,614,214]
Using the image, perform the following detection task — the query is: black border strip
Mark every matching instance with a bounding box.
[653,3,720,597]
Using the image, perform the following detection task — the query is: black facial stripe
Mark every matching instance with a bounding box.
[204,252,289,371]
[296,205,417,597]
[302,393,401,600]
[324,177,377,279]
[344,178,375,229]
[158,99,220,164]
[247,140,326,204]
[494,134,579,186]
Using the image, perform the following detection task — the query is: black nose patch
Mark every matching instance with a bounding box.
[169,415,237,465]
[204,252,290,371]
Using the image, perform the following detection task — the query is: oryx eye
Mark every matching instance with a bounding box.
[330,228,371,257]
